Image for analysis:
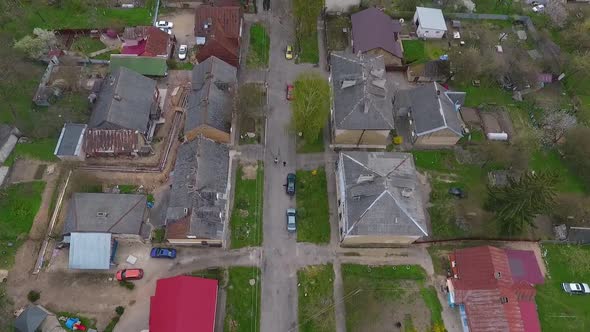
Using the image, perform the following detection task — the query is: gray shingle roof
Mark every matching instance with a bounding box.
[167,135,230,240]
[15,305,49,332]
[0,124,16,147]
[186,57,237,134]
[351,8,403,58]
[88,67,157,133]
[63,193,147,236]
[338,151,428,238]
[68,232,112,270]
[55,123,86,156]
[330,52,394,130]
[395,82,465,136]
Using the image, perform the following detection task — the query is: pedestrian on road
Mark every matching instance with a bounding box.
[274,157,278,164]
[283,161,286,167]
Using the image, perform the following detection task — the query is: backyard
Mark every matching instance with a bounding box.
[296,168,330,244]
[224,267,261,332]
[230,162,264,248]
[246,23,270,69]
[4,139,58,167]
[326,15,350,53]
[0,182,46,269]
[70,36,106,56]
[402,40,445,64]
[537,244,590,331]
[298,264,335,332]
[342,264,444,332]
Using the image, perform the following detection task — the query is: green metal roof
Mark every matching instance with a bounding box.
[110,55,168,77]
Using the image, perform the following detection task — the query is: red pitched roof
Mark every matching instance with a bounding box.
[150,275,218,332]
[144,27,171,57]
[194,5,242,38]
[195,25,239,67]
[449,246,541,332]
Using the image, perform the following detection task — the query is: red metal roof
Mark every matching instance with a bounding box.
[84,129,139,157]
[121,39,147,55]
[518,300,541,332]
[449,246,541,332]
[150,275,218,332]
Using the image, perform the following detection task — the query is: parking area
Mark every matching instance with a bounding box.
[159,9,196,48]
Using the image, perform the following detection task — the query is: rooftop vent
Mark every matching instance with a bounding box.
[356,174,375,183]
[371,79,386,90]
[370,68,385,78]
[113,94,122,101]
[215,81,230,91]
[341,80,356,89]
[97,212,108,218]
[500,297,509,304]
[183,208,189,215]
[495,272,502,279]
[187,184,195,189]
[401,188,413,198]
[216,192,227,200]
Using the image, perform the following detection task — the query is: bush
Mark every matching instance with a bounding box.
[27,290,40,302]
[115,306,125,316]
[152,228,165,243]
[119,281,135,290]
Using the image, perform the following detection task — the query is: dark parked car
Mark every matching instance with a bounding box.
[150,247,177,259]
[448,187,466,198]
[286,173,296,196]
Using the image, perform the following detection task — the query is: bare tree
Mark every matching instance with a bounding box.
[541,110,577,145]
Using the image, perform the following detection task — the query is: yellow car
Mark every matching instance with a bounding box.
[285,45,293,60]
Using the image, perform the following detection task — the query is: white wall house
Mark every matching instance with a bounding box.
[413,7,447,39]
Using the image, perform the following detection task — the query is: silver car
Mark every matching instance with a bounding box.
[286,208,296,232]
[178,44,188,60]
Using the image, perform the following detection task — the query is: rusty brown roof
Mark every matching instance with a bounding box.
[165,214,190,239]
[84,129,139,156]
[145,27,171,57]
[194,5,242,38]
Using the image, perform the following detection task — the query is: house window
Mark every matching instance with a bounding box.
[500,297,508,304]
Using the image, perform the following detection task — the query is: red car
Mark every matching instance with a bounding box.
[116,268,144,281]
[286,84,294,101]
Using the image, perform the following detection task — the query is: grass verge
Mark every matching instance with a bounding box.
[0,181,45,269]
[230,162,264,248]
[342,265,443,332]
[70,36,105,55]
[298,31,319,64]
[296,168,330,244]
[4,138,58,166]
[246,23,270,68]
[57,312,97,330]
[190,268,225,283]
[537,244,590,331]
[298,264,335,332]
[225,267,261,332]
[297,135,324,153]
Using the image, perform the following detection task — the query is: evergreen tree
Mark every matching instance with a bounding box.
[486,171,558,235]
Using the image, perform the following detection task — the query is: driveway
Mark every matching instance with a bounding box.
[159,9,196,48]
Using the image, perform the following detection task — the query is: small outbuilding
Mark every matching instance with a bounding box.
[0,124,20,163]
[68,232,113,270]
[413,7,447,39]
[54,123,87,161]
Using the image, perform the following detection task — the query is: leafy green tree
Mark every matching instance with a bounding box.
[14,28,57,60]
[486,171,558,235]
[292,72,330,142]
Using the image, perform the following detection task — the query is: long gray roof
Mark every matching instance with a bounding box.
[54,123,86,156]
[186,56,237,134]
[88,67,157,133]
[0,124,17,147]
[396,82,465,136]
[330,52,394,130]
[68,232,112,270]
[63,193,147,235]
[338,151,428,237]
[167,135,230,240]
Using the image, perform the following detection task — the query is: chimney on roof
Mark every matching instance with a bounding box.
[401,188,413,198]
[113,94,122,101]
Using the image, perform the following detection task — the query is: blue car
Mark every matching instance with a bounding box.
[150,247,177,259]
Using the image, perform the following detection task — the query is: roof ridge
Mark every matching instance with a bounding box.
[343,152,384,177]
[346,190,388,236]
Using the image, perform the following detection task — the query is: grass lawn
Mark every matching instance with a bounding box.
[298,264,335,332]
[94,49,121,60]
[297,134,324,153]
[530,150,585,193]
[296,168,330,244]
[471,0,523,14]
[70,36,105,55]
[0,181,45,268]
[225,267,261,332]
[57,312,97,330]
[298,31,319,64]
[456,84,514,107]
[412,150,500,238]
[230,162,264,248]
[117,185,138,194]
[342,264,443,332]
[402,40,426,64]
[4,138,58,166]
[190,268,225,283]
[246,23,270,68]
[326,15,351,52]
[537,244,590,331]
